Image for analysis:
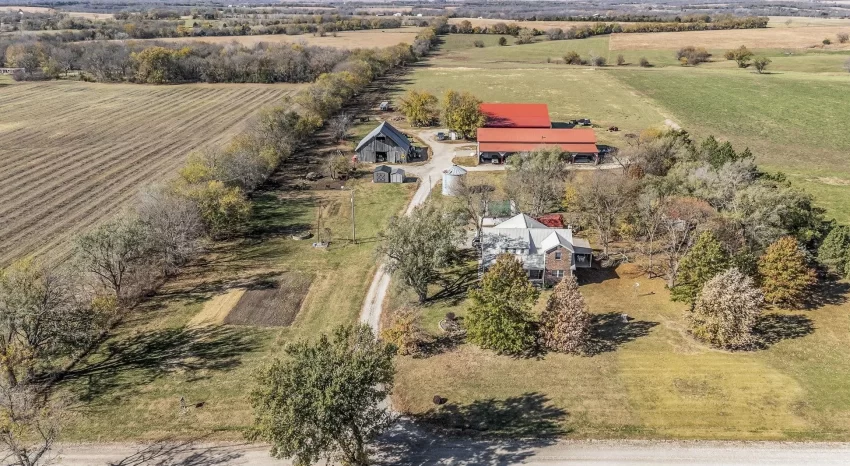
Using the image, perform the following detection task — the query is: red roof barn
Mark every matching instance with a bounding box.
[480,103,552,129]
[477,127,598,158]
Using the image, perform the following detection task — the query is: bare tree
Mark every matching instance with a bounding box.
[456,179,495,241]
[660,197,716,287]
[328,112,353,142]
[505,148,571,216]
[575,170,638,257]
[0,383,63,466]
[137,186,205,276]
[74,216,152,303]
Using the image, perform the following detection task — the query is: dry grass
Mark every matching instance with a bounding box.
[766,16,850,28]
[0,6,112,19]
[143,27,422,49]
[0,80,300,265]
[448,18,607,30]
[224,273,313,327]
[610,26,850,50]
[189,289,245,327]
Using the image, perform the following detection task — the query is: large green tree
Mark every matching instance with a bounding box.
[248,324,395,466]
[670,231,730,305]
[538,274,591,354]
[466,254,538,354]
[758,236,817,307]
[376,205,462,303]
[440,90,485,139]
[818,225,850,278]
[688,268,763,349]
[398,89,438,127]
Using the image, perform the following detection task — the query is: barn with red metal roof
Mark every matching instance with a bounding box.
[480,103,552,129]
[476,127,599,164]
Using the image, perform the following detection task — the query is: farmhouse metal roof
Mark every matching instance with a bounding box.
[356,121,411,152]
[480,103,552,128]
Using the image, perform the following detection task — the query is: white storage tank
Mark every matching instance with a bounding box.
[441,164,467,196]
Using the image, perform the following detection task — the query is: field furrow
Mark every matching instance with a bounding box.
[0,81,300,265]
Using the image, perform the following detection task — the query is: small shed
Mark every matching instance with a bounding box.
[356,122,413,164]
[441,164,467,196]
[373,165,392,183]
[390,168,405,183]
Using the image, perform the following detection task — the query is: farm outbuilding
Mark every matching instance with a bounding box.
[355,121,414,164]
[441,164,467,196]
[476,127,599,164]
[373,165,405,183]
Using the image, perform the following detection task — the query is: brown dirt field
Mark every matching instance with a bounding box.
[224,272,312,326]
[0,80,300,265]
[145,27,422,49]
[610,26,850,50]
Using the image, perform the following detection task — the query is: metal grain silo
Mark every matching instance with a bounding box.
[441,164,467,196]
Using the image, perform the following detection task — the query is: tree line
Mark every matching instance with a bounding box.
[2,26,435,83]
[449,16,769,39]
[0,20,446,465]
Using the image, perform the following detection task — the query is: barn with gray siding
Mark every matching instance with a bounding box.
[355,122,413,164]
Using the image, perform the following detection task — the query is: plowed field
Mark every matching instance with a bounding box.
[0,81,300,264]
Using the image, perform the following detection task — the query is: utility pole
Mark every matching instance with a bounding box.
[350,189,356,244]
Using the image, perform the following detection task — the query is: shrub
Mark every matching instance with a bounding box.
[838,32,849,44]
[563,51,582,65]
[591,55,607,67]
[753,56,771,74]
[670,231,730,305]
[727,45,753,68]
[538,274,591,354]
[639,57,651,67]
[676,46,712,65]
[380,306,426,356]
[757,236,817,307]
[688,268,763,350]
[498,36,507,46]
[616,54,625,65]
[823,38,832,45]
[515,28,535,45]
[818,225,850,279]
[473,40,485,48]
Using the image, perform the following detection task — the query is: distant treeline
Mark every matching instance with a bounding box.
[450,16,769,37]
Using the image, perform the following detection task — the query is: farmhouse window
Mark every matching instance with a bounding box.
[554,270,564,278]
[554,251,562,260]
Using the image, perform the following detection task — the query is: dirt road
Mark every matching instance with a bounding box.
[51,438,850,465]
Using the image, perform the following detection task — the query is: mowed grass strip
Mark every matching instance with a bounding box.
[61,177,415,441]
[394,264,850,440]
[0,80,301,265]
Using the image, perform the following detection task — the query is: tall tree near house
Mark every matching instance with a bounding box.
[328,112,353,141]
[248,324,395,466]
[398,89,438,127]
[466,254,538,354]
[376,205,462,303]
[670,231,730,305]
[456,179,495,241]
[688,268,763,350]
[505,148,571,217]
[538,274,591,354]
[575,170,639,257]
[758,236,817,308]
[818,225,850,278]
[136,186,204,276]
[659,197,716,288]
[74,216,152,303]
[440,90,485,139]
[634,190,670,277]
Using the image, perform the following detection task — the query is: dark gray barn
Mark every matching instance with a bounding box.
[355,122,413,164]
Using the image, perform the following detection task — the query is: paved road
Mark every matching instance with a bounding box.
[50,438,850,465]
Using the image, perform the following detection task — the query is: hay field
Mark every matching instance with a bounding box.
[448,17,609,30]
[0,80,299,265]
[610,26,850,50]
[147,27,422,49]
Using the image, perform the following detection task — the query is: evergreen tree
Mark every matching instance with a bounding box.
[818,225,850,279]
[670,231,730,305]
[538,274,591,354]
[466,254,538,354]
[688,268,763,350]
[758,236,817,307]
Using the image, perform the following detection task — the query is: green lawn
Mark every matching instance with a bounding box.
[61,176,415,441]
[393,263,850,440]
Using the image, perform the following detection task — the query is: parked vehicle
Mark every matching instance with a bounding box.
[436,132,446,141]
